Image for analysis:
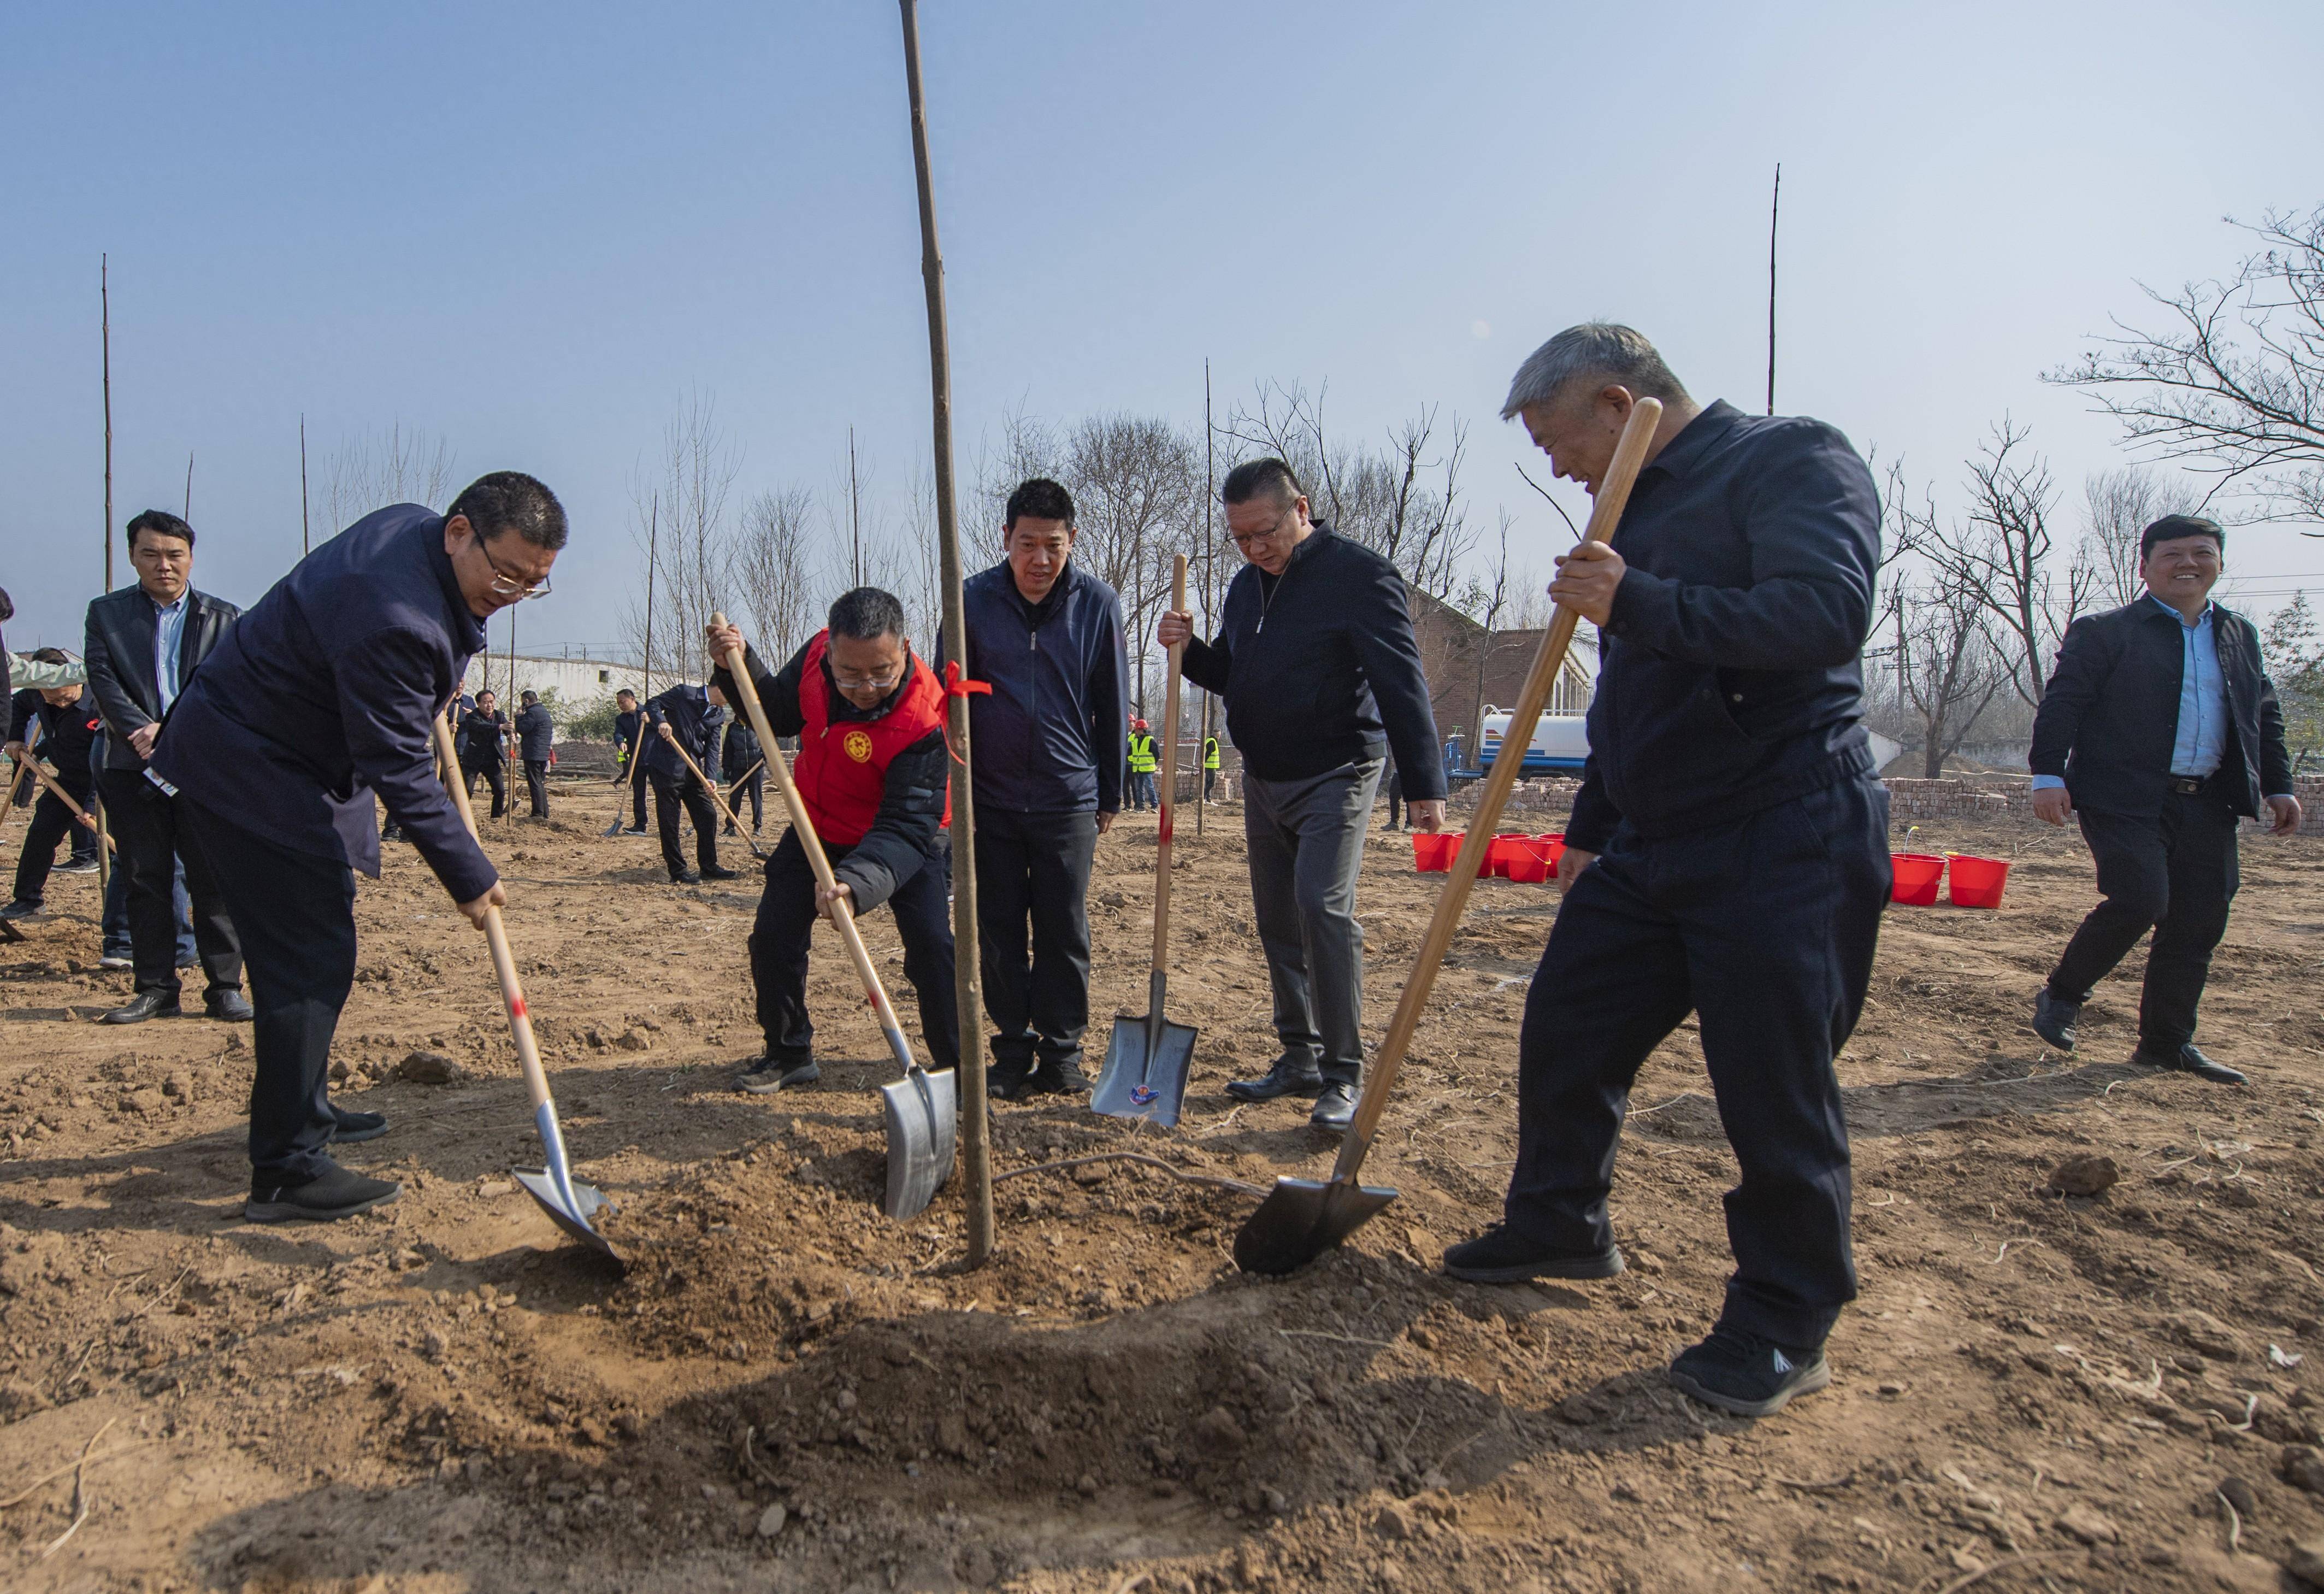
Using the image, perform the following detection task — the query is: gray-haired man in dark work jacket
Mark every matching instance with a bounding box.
[152,473,566,1223]
[1158,458,1446,1132]
[1442,323,1890,1422]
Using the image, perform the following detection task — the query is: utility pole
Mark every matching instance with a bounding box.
[1766,163,1781,416]
[300,415,311,555]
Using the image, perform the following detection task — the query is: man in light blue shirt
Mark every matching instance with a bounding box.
[2026,515,2301,1084]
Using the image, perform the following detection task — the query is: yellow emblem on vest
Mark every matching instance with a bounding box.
[843,728,876,764]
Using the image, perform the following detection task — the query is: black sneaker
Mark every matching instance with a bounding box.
[736,1057,819,1095]
[56,858,100,875]
[0,900,45,921]
[2031,987,2079,1051]
[622,826,651,836]
[99,951,133,970]
[329,1105,389,1143]
[988,1058,1036,1101]
[1667,1325,1830,1417]
[246,1161,402,1223]
[1442,1223,1624,1283]
[1021,1058,1092,1098]
[1224,1057,1326,1102]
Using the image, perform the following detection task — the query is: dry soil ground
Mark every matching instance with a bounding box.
[3,785,2324,1594]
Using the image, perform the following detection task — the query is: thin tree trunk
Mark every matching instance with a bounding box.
[1766,163,1780,416]
[97,254,113,893]
[1198,358,1213,832]
[300,415,311,555]
[900,0,993,1265]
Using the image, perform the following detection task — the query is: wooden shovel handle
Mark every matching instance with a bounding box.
[1329,398,1664,1185]
[708,615,915,1061]
[21,758,117,854]
[433,714,555,1117]
[1152,554,1188,974]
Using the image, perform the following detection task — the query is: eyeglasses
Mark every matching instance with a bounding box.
[465,530,552,599]
[1229,511,1292,550]
[831,664,905,691]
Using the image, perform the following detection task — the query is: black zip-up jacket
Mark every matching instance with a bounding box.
[1568,401,1883,853]
[457,707,509,766]
[960,559,1128,814]
[723,716,762,777]
[2030,597,2291,819]
[641,685,718,780]
[514,702,554,762]
[708,642,947,914]
[1179,522,1446,798]
[614,707,645,769]
[9,689,100,783]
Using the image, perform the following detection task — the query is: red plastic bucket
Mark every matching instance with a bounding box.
[1948,854,2010,909]
[1538,833,1566,874]
[1506,838,1555,884]
[1412,832,1460,872]
[1486,834,1531,878]
[1891,852,1944,906]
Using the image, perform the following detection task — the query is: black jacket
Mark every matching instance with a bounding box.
[960,559,1128,814]
[641,685,719,780]
[458,707,509,765]
[614,707,646,770]
[1568,402,1883,851]
[709,641,946,913]
[149,504,497,903]
[2030,597,2292,820]
[514,702,554,762]
[1179,524,1446,798]
[722,715,761,777]
[9,689,100,783]
[84,584,240,771]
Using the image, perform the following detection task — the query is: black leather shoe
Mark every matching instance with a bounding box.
[699,864,739,880]
[2031,987,2080,1051]
[988,1057,1035,1101]
[1022,1058,1092,1098]
[1224,1058,1326,1102]
[102,989,182,1025]
[205,989,255,1022]
[670,870,701,885]
[246,1161,401,1222]
[329,1104,389,1143]
[2133,1041,2246,1085]
[1442,1223,1624,1283]
[1308,1080,1358,1132]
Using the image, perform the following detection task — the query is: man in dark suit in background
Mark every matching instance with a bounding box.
[514,689,553,818]
[84,509,250,1025]
[151,474,565,1221]
[722,711,763,836]
[643,680,738,885]
[458,689,511,817]
[2028,515,2301,1085]
[611,687,650,834]
[3,650,103,918]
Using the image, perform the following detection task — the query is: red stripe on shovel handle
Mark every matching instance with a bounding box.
[509,995,529,1021]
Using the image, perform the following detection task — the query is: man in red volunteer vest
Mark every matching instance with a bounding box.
[705,588,958,1093]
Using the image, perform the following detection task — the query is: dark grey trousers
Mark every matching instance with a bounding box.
[1243,758,1384,1085]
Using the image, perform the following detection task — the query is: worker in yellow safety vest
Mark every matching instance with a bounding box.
[1125,719,1158,811]
[1202,733,1221,802]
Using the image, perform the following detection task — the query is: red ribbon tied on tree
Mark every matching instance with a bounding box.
[940,660,992,767]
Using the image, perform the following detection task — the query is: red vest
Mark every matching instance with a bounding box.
[792,631,949,845]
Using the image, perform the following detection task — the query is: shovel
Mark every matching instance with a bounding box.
[602,717,647,837]
[652,725,768,859]
[709,613,956,1219]
[1093,553,1197,1125]
[20,758,117,855]
[433,713,617,1258]
[1234,397,1665,1275]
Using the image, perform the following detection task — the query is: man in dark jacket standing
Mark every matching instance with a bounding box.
[2027,515,2300,1084]
[458,690,511,817]
[3,653,103,917]
[84,509,250,1025]
[1441,324,1890,1422]
[962,477,1129,1098]
[151,473,565,1221]
[611,687,650,833]
[706,590,958,1094]
[514,689,554,818]
[1158,458,1446,1132]
[722,708,763,836]
[642,681,737,884]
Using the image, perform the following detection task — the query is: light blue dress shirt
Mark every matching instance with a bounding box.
[151,592,187,713]
[2032,594,2235,793]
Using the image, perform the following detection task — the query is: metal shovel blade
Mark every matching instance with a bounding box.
[0,917,23,944]
[511,1168,619,1258]
[880,1063,956,1219]
[1232,1175,1399,1275]
[1092,1010,1199,1127]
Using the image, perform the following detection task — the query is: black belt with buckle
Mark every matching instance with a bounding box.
[2168,776,2207,795]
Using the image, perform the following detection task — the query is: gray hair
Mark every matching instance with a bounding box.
[1500,323,1690,420]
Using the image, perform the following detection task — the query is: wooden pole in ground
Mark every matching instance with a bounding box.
[899,0,993,1265]
[1197,357,1215,832]
[1766,162,1780,416]
[96,254,113,895]
[299,415,310,555]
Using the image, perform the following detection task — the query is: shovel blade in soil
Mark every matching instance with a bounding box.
[512,1167,620,1260]
[1090,1010,1198,1127]
[1232,1175,1399,1275]
[881,1063,956,1220]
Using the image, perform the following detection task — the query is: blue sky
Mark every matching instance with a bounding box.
[5,0,2321,654]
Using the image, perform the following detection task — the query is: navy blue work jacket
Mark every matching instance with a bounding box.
[960,560,1128,814]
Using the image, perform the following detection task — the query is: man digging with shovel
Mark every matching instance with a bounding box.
[150,473,565,1221]
[705,590,959,1095]
[1443,325,1889,1419]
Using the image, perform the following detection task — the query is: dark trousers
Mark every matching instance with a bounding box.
[1384,769,1405,830]
[523,758,550,816]
[1204,768,1218,799]
[748,827,958,1071]
[629,760,650,830]
[2048,789,2239,1050]
[462,755,507,818]
[12,774,98,905]
[724,767,764,832]
[182,804,354,1183]
[103,853,195,963]
[1505,778,1891,1349]
[650,769,718,878]
[975,808,1099,1072]
[96,767,242,999]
